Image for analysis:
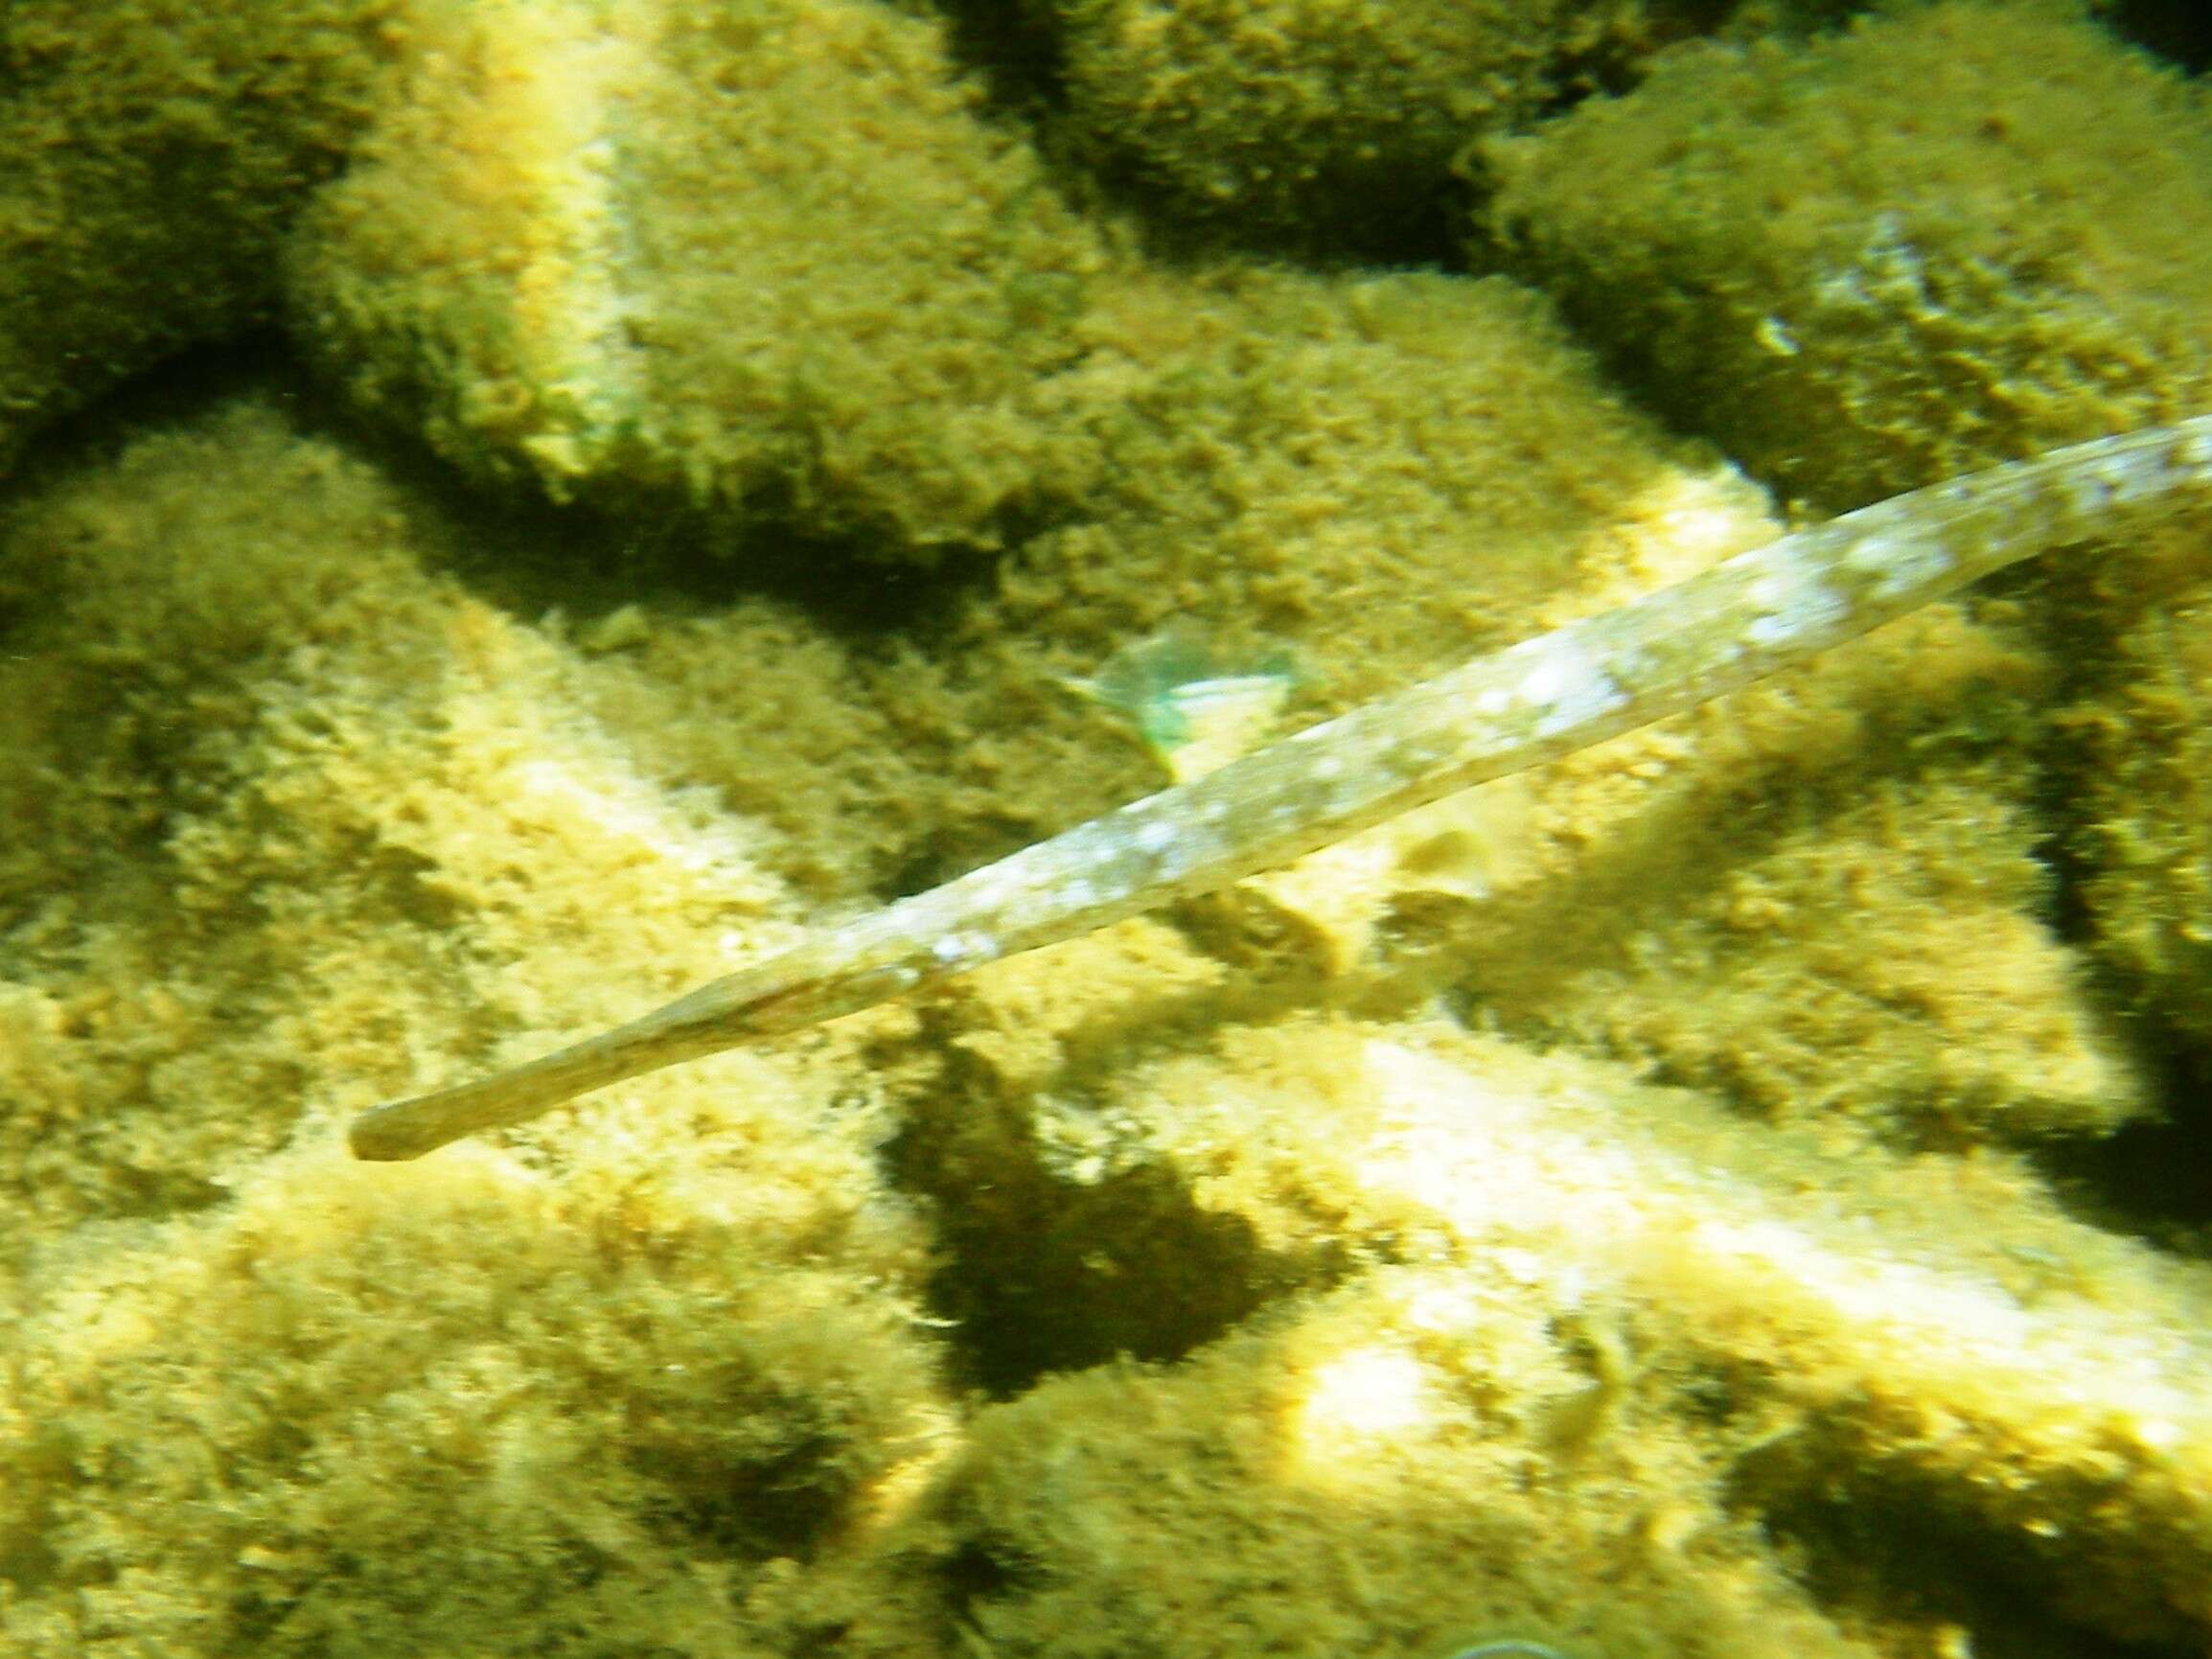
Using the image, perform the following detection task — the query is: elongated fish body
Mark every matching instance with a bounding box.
[350,417,2212,1160]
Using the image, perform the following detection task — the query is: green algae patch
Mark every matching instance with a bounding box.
[1055,0,1653,253]
[1365,588,2140,1142]
[898,1017,2212,1653]
[0,396,960,1657]
[6,0,2212,1648]
[0,0,403,474]
[557,265,1700,893]
[938,1274,1868,1659]
[0,395,821,1243]
[5,381,2201,1654]
[0,1133,950,1657]
[1485,1,2212,507]
[2049,512,2212,1049]
[286,0,1118,561]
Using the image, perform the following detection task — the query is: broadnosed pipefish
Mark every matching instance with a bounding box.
[351,416,2212,1160]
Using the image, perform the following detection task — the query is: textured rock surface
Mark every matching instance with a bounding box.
[1483,2,2212,508]
[1,1,2211,1654]
[0,0,401,472]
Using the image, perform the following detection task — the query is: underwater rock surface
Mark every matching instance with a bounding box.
[2,2,2211,1656]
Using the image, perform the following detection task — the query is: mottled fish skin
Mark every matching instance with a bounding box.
[351,416,2212,1160]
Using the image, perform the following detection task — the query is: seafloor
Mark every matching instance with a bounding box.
[4,2,2212,1656]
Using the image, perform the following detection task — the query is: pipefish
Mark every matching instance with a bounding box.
[350,417,2212,1161]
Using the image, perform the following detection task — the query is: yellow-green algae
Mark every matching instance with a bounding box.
[2056,518,2212,1050]
[921,1018,2212,1652]
[287,0,1120,556]
[0,0,403,475]
[3,0,2212,1655]
[0,387,2200,1657]
[1476,0,2212,1128]
[1484,0,2212,509]
[1052,0,1654,251]
[563,266,1706,893]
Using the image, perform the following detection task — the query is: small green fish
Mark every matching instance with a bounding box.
[1067,625,1299,782]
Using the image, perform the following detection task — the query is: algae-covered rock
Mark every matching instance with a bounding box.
[5,1,2212,1654]
[0,398,959,1656]
[879,1010,2212,1649]
[1485,1,2212,506]
[0,0,400,473]
[1516,763,2135,1140]
[286,0,1119,559]
[2054,523,2212,1049]
[939,1269,1874,1659]
[8,374,2202,1654]
[0,396,821,1239]
[0,1134,950,1657]
[1054,0,1653,251]
[555,264,1700,891]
